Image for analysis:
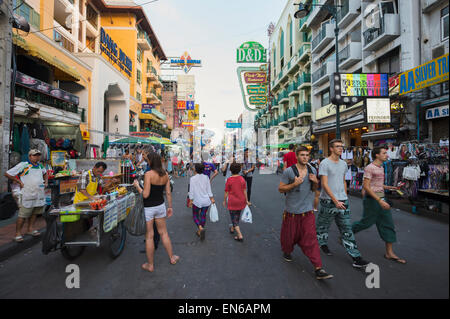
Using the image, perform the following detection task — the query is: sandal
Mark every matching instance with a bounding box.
[384,254,406,264]
[14,235,24,243]
[27,230,41,237]
[234,236,244,242]
[170,255,180,265]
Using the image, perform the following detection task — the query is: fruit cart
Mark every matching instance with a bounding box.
[43,188,136,260]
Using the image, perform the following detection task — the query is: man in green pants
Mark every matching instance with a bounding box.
[352,146,406,264]
[316,139,370,268]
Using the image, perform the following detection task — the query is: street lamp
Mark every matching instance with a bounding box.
[294,0,343,139]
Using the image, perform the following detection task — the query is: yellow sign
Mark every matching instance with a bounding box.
[188,104,199,121]
[399,54,449,95]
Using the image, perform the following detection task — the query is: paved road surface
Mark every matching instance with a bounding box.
[0,172,448,299]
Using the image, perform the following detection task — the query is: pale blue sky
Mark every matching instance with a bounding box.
[142,0,285,143]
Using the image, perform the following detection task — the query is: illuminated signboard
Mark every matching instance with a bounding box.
[399,53,449,95]
[237,41,267,63]
[100,28,132,77]
[170,51,202,73]
[331,73,389,105]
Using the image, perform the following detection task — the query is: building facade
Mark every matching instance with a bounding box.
[254,0,313,150]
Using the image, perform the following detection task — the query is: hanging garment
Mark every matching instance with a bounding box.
[20,125,30,161]
[402,165,421,181]
[13,124,21,154]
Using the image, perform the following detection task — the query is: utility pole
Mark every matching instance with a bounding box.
[0,0,13,193]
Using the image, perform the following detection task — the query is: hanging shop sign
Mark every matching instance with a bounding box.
[186,100,195,110]
[177,101,186,110]
[244,71,267,84]
[188,104,199,121]
[236,41,267,63]
[141,104,155,114]
[366,98,391,124]
[247,84,267,95]
[170,52,202,74]
[237,66,268,112]
[100,28,132,77]
[15,71,79,105]
[330,73,389,105]
[425,105,449,120]
[249,95,267,105]
[399,53,449,95]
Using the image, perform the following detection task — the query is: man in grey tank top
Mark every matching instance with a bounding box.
[316,139,370,269]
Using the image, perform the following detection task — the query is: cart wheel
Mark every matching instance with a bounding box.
[109,221,126,259]
[61,246,85,260]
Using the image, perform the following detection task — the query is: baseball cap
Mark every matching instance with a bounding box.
[28,149,42,156]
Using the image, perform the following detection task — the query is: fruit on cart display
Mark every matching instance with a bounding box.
[117,187,127,196]
[89,199,108,210]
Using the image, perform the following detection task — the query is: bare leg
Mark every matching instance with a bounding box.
[313,190,320,211]
[155,217,179,264]
[142,220,155,272]
[27,214,38,233]
[234,225,243,240]
[15,217,26,237]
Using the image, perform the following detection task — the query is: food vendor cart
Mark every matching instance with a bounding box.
[43,158,137,260]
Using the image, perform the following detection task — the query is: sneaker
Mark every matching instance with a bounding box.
[352,256,370,268]
[320,245,333,256]
[315,268,334,280]
[283,253,293,262]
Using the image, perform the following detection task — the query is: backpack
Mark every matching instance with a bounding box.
[289,164,315,192]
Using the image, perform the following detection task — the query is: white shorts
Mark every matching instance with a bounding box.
[144,203,167,222]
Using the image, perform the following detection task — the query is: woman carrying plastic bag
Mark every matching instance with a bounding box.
[223,163,251,242]
[241,205,252,224]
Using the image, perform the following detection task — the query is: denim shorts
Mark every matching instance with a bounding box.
[144,203,166,222]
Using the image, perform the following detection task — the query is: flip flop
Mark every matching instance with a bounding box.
[170,255,180,265]
[384,255,407,264]
[27,230,41,237]
[14,235,24,243]
[234,236,244,242]
[199,229,205,241]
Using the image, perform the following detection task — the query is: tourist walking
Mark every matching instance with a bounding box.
[283,144,297,171]
[188,163,216,241]
[241,148,256,205]
[278,146,333,280]
[352,146,406,264]
[316,139,370,268]
[133,152,179,272]
[223,163,250,242]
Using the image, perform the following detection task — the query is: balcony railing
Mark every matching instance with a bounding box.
[288,108,298,119]
[297,72,311,88]
[337,0,349,24]
[298,43,311,60]
[15,85,79,114]
[297,102,312,115]
[312,64,328,84]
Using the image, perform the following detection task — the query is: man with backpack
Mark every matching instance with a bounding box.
[278,146,333,280]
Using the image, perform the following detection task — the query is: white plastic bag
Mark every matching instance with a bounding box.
[241,205,252,223]
[209,203,219,222]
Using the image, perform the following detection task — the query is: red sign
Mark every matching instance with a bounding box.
[177,101,186,110]
[244,71,267,84]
